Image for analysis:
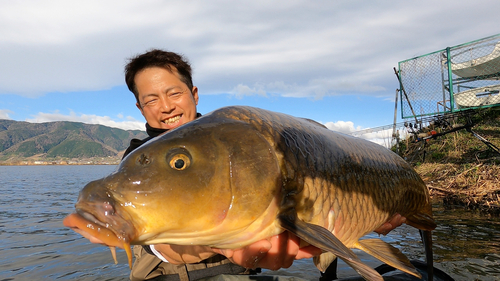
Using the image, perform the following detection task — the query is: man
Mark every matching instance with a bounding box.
[124,49,331,280]
[78,49,405,281]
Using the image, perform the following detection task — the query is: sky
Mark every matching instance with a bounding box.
[1,0,499,145]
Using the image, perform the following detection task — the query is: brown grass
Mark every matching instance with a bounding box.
[395,108,500,215]
[416,162,500,214]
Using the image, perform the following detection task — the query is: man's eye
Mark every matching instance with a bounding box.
[144,99,158,106]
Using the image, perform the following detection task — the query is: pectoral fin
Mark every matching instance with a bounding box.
[354,239,421,278]
[406,213,437,231]
[278,212,383,281]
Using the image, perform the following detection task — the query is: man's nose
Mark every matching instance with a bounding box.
[159,96,174,112]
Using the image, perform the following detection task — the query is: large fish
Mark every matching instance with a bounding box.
[64,106,436,281]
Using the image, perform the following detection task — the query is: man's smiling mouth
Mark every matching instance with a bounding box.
[163,115,181,125]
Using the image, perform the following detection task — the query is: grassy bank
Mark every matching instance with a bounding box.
[395,107,500,215]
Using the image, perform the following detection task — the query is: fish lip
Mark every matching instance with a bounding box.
[74,203,137,244]
[76,209,110,229]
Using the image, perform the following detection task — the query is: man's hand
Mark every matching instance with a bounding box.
[374,213,406,235]
[212,232,322,270]
[152,244,218,264]
[155,232,322,270]
[72,226,322,269]
[74,214,405,269]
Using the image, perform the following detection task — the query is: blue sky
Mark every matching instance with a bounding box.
[1,0,499,144]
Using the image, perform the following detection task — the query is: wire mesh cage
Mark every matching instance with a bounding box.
[397,34,500,119]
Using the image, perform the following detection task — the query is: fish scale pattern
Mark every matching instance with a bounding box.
[219,106,432,244]
[65,105,436,278]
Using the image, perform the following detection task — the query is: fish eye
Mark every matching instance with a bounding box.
[168,153,191,171]
[174,159,184,169]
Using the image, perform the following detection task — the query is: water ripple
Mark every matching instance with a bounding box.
[1,165,499,280]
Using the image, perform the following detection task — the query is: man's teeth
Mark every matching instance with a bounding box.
[163,115,181,124]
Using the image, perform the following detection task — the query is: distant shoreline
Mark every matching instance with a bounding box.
[0,163,118,166]
[0,157,121,166]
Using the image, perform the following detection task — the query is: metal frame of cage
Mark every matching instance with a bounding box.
[396,33,500,120]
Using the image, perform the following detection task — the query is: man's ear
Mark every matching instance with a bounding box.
[136,102,145,115]
[192,86,199,105]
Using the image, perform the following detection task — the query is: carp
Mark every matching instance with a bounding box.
[64,106,436,281]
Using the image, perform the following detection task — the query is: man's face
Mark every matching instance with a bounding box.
[135,67,199,130]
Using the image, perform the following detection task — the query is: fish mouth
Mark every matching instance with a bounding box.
[77,200,136,240]
[63,203,136,268]
[74,209,130,239]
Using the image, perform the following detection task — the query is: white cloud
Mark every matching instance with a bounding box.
[0,0,498,98]
[231,84,267,99]
[227,77,387,100]
[324,120,362,134]
[0,0,167,45]
[339,123,412,148]
[25,111,144,131]
[0,109,13,119]
[356,129,396,148]
[323,120,398,148]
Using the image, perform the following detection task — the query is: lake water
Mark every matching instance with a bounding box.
[1,165,499,280]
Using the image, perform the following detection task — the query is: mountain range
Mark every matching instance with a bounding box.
[0,119,147,163]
